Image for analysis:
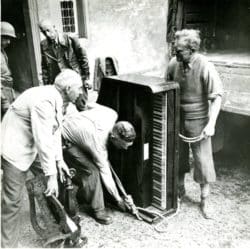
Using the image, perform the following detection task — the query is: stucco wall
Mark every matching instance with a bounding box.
[87,0,168,76]
[37,0,168,79]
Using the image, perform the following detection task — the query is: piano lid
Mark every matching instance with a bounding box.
[105,74,179,94]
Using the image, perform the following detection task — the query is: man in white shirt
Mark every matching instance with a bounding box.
[1,69,84,248]
[62,103,136,225]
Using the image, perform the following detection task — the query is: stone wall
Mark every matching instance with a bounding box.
[87,0,168,76]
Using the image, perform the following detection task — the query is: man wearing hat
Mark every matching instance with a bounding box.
[1,21,16,117]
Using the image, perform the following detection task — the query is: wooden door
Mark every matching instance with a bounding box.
[2,0,41,92]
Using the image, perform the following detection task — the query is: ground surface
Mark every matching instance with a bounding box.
[18,154,250,249]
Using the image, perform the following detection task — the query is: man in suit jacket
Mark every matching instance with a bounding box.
[39,19,90,111]
[1,69,84,248]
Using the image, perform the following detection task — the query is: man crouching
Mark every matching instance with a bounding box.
[62,103,136,225]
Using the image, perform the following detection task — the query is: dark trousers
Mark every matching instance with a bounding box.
[1,158,27,248]
[63,145,105,212]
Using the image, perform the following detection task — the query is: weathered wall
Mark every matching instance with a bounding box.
[37,0,168,78]
[87,0,168,76]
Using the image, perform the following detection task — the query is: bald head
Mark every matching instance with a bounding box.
[39,19,57,41]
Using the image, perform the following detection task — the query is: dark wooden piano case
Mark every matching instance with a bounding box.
[97,74,180,223]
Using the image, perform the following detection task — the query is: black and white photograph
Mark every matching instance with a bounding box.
[1,0,250,248]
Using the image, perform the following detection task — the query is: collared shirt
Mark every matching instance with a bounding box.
[166,53,223,119]
[1,86,63,175]
[62,103,121,201]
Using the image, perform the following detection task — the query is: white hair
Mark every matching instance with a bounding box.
[54,69,82,90]
[175,29,201,52]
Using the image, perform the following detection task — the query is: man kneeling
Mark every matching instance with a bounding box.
[62,103,136,225]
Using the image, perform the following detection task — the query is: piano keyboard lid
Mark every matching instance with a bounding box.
[105,74,179,94]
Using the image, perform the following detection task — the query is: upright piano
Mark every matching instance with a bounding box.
[97,74,179,223]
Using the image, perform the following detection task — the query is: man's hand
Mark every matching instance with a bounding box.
[117,199,127,212]
[57,160,70,183]
[202,122,215,138]
[44,174,58,197]
[84,79,92,90]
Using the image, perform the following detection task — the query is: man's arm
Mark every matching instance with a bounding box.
[31,100,60,196]
[40,43,50,85]
[92,147,123,202]
[70,36,90,81]
[203,95,222,137]
[203,61,223,137]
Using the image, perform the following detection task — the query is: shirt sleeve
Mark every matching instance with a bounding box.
[89,137,121,201]
[31,100,61,176]
[203,61,224,100]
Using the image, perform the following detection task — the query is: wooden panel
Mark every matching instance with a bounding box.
[23,0,41,86]
[211,62,250,116]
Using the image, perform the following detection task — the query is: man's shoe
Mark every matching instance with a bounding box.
[93,210,113,225]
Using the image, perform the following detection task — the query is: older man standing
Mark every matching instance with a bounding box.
[166,29,223,218]
[1,69,84,248]
[39,19,91,111]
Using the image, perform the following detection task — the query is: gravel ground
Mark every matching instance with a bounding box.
[18,154,250,249]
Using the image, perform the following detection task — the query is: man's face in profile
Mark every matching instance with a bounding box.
[174,41,192,63]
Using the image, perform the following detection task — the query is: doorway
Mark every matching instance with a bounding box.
[2,0,41,92]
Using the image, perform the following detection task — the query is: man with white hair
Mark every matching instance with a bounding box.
[39,19,90,111]
[166,29,223,219]
[1,69,84,248]
[62,103,136,225]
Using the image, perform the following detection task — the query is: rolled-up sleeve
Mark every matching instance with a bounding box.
[31,100,61,176]
[203,62,224,100]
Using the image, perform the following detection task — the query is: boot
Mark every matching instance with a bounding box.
[92,209,113,225]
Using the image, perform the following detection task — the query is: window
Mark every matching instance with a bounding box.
[60,0,77,33]
[59,0,88,38]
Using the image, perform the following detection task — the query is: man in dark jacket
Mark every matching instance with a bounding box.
[39,19,91,111]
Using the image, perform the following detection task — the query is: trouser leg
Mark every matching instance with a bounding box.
[178,139,190,198]
[191,137,216,183]
[63,146,105,212]
[1,158,27,248]
[77,166,105,212]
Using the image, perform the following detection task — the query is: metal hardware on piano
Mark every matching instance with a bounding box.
[97,74,180,223]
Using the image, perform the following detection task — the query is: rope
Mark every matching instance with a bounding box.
[136,199,180,233]
[179,133,204,143]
